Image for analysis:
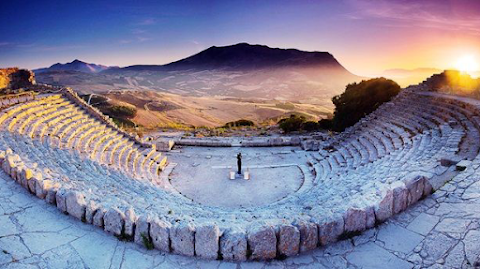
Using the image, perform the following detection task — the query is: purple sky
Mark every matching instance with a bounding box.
[1,0,479,76]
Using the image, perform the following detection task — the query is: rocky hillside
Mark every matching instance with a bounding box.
[0,68,36,91]
[421,70,480,97]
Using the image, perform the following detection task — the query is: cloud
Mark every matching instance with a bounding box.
[132,29,147,35]
[136,18,156,26]
[129,27,153,43]
[137,37,152,43]
[346,0,480,35]
[0,42,10,46]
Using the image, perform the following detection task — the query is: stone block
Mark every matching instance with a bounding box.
[277,224,300,257]
[170,222,195,256]
[247,225,277,260]
[150,218,171,252]
[134,215,151,245]
[24,168,33,180]
[1,157,10,174]
[124,207,136,238]
[65,191,86,221]
[195,224,221,259]
[423,179,433,196]
[104,208,125,236]
[296,221,318,253]
[36,179,51,199]
[317,214,344,246]
[392,183,408,214]
[365,206,376,229]
[93,208,106,228]
[220,229,247,261]
[85,201,98,224]
[55,189,67,213]
[27,176,38,194]
[375,189,394,223]
[344,208,367,233]
[19,168,28,189]
[406,176,425,206]
[45,186,58,204]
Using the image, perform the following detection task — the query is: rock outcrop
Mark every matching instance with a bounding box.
[0,68,35,91]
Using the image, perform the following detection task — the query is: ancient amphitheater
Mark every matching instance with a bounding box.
[1,82,480,268]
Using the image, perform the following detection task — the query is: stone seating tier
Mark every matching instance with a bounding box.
[0,94,167,182]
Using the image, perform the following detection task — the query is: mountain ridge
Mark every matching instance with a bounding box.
[34,43,364,104]
[34,59,113,74]
[120,43,350,72]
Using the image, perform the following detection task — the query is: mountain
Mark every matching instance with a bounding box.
[35,43,364,104]
[34,59,113,74]
[122,43,349,72]
[381,68,442,87]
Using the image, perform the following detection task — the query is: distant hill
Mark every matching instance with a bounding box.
[34,59,113,74]
[35,43,364,104]
[382,68,442,87]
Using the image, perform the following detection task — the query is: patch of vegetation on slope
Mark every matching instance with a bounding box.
[277,115,321,133]
[329,78,401,131]
[275,78,401,133]
[223,119,255,128]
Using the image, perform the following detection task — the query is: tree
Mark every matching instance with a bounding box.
[331,78,401,131]
[278,114,306,133]
[302,121,319,131]
[318,118,333,130]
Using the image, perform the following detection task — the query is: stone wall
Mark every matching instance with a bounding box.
[175,136,302,147]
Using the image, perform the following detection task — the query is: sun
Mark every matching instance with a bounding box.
[455,55,479,75]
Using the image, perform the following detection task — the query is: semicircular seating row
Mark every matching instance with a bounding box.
[0,94,168,183]
[308,91,480,184]
[0,90,479,261]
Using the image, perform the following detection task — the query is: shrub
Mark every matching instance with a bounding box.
[224,119,255,128]
[112,118,136,128]
[331,78,401,131]
[302,121,319,131]
[278,114,306,133]
[108,105,137,119]
[318,118,333,130]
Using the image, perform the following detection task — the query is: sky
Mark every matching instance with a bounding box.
[1,0,480,76]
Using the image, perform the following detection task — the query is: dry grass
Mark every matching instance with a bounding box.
[104,90,332,132]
